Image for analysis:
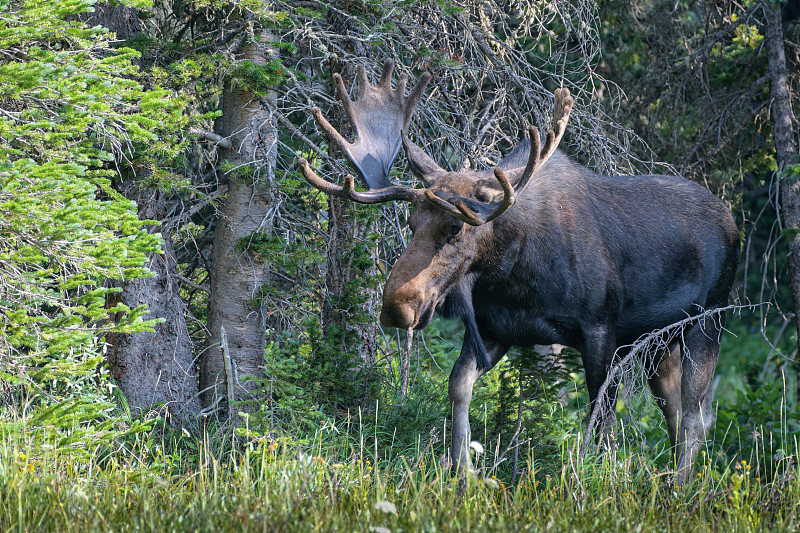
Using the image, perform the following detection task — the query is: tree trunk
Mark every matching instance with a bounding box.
[82,4,201,429]
[109,189,200,430]
[75,4,141,40]
[322,197,379,367]
[316,48,380,406]
[200,33,278,414]
[765,3,800,392]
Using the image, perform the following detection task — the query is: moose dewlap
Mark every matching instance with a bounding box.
[298,60,739,485]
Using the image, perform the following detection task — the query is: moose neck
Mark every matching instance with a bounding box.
[438,273,492,370]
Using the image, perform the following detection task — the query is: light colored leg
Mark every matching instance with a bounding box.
[449,340,508,475]
[648,340,683,452]
[675,316,722,485]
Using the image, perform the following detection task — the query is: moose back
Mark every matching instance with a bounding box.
[298,61,739,484]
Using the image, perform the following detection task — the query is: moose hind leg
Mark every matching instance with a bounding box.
[581,325,619,449]
[676,314,723,484]
[647,340,683,452]
[449,339,508,475]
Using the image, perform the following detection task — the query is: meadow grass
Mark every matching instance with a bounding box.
[1,408,798,533]
[2,320,796,532]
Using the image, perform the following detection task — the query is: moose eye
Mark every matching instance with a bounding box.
[447,223,463,241]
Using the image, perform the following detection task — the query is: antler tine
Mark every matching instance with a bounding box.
[298,158,420,204]
[404,71,431,130]
[396,73,408,98]
[425,167,515,226]
[356,64,370,93]
[332,72,357,131]
[509,125,542,196]
[424,190,482,225]
[378,59,394,88]
[424,88,572,226]
[312,107,348,152]
[477,168,515,224]
[508,88,574,198]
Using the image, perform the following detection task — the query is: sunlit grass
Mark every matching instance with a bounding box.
[1,318,797,531]
[1,407,798,533]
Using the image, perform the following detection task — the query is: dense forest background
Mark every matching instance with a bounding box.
[1,0,799,530]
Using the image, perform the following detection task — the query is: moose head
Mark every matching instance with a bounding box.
[299,60,573,367]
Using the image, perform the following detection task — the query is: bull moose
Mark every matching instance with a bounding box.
[298,60,739,484]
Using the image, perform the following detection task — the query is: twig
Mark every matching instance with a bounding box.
[401,329,412,399]
[580,303,763,455]
[264,98,331,161]
[220,325,235,409]
[189,127,233,150]
[175,273,210,294]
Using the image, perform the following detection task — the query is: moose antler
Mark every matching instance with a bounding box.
[512,87,574,197]
[298,62,573,226]
[420,168,515,226]
[298,59,431,202]
[297,160,420,203]
[425,88,574,225]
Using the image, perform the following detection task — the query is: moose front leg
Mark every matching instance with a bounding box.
[449,338,509,475]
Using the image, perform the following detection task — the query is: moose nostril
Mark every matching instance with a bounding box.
[379,302,417,330]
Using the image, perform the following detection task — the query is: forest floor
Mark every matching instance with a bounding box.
[2,322,799,532]
[2,413,798,532]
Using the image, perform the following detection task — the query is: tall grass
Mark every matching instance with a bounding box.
[2,393,798,533]
[1,319,796,531]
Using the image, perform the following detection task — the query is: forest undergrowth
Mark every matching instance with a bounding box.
[2,1,800,531]
[1,321,799,533]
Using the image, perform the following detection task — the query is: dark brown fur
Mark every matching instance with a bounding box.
[300,62,739,484]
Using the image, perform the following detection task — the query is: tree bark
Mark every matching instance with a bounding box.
[109,189,200,430]
[200,32,278,414]
[765,3,800,388]
[75,4,141,39]
[82,4,201,429]
[322,197,379,367]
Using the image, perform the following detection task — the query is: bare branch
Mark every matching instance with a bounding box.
[189,127,233,150]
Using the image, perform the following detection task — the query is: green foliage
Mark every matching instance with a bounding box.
[0,0,187,444]
[235,330,329,434]
[307,206,383,410]
[307,317,380,411]
[597,0,777,190]
[229,59,288,95]
[288,6,324,20]
[782,227,800,242]
[783,162,800,184]
[1,2,797,529]
[710,320,799,476]
[238,232,324,280]
[2,402,799,532]
[436,0,465,16]
[715,378,800,474]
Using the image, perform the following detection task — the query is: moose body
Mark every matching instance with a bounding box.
[300,61,739,484]
[462,152,737,352]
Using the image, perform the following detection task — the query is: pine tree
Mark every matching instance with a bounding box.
[0,0,189,436]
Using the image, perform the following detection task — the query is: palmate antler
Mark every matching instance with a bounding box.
[298,61,573,225]
[298,59,430,203]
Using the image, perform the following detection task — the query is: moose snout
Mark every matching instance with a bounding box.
[379,300,417,330]
[380,285,440,330]
[380,285,430,330]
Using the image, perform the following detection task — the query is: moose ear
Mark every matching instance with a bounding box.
[475,185,507,204]
[496,138,532,171]
[402,132,445,186]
